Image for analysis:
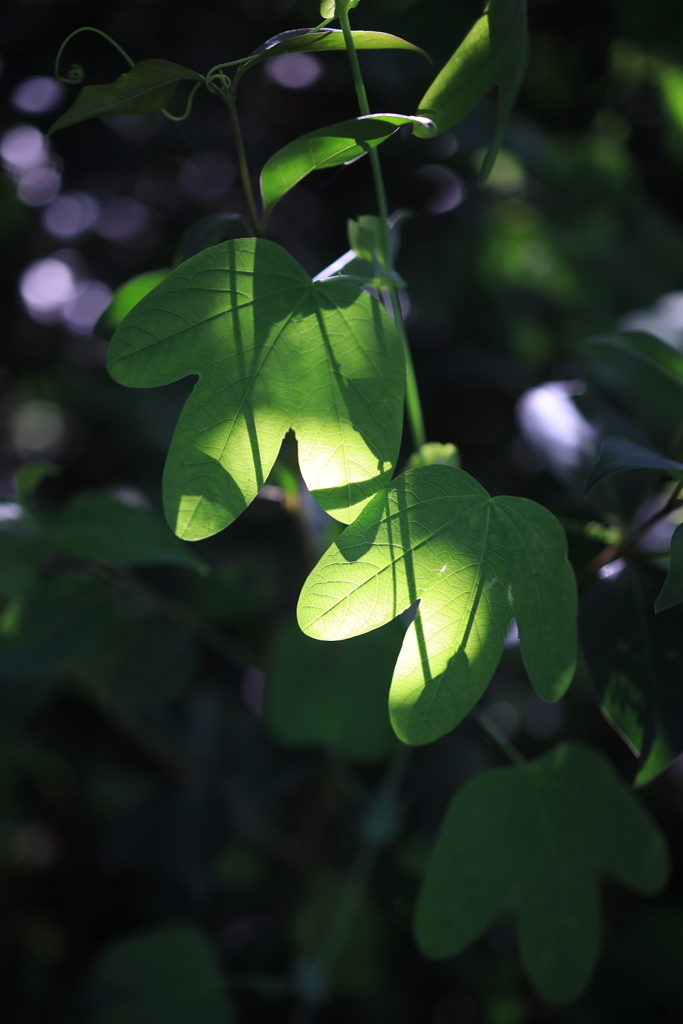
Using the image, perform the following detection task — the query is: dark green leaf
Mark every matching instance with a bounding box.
[252,27,428,62]
[95,269,171,342]
[50,491,203,569]
[266,619,403,762]
[174,213,252,266]
[298,465,577,746]
[107,238,405,539]
[94,925,234,1024]
[48,59,203,135]
[414,0,529,180]
[585,437,683,495]
[260,114,434,216]
[0,516,49,600]
[415,742,669,1004]
[580,562,683,785]
[656,524,683,613]
[14,462,60,505]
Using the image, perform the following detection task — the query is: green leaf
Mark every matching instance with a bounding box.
[252,27,428,62]
[14,462,60,506]
[415,742,669,1005]
[175,213,252,266]
[414,0,529,180]
[585,437,683,495]
[260,114,435,216]
[265,619,403,762]
[320,0,360,18]
[347,215,383,263]
[586,333,683,450]
[406,442,460,470]
[656,524,683,613]
[94,925,234,1024]
[48,59,203,135]
[49,490,203,569]
[95,269,171,342]
[0,518,49,600]
[580,563,683,786]
[298,465,577,746]
[107,238,405,540]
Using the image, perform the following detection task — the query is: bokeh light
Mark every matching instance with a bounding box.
[42,191,100,239]
[10,76,65,114]
[265,53,322,90]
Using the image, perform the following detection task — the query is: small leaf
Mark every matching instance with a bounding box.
[266,619,403,762]
[347,215,383,262]
[580,562,683,785]
[415,742,669,1004]
[175,213,252,266]
[48,59,203,135]
[50,490,203,569]
[414,0,529,180]
[406,442,460,469]
[260,114,435,216]
[656,524,683,613]
[320,0,360,17]
[14,462,60,506]
[95,269,171,341]
[94,926,234,1024]
[298,465,577,746]
[107,238,405,540]
[252,27,428,62]
[585,437,683,495]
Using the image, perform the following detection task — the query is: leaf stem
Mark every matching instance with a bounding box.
[217,76,261,236]
[472,706,527,768]
[337,3,427,450]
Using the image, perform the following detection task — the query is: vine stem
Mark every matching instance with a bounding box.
[471,706,527,768]
[216,76,261,236]
[337,3,427,450]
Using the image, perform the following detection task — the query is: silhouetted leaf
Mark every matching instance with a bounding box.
[585,437,683,494]
[656,524,683,613]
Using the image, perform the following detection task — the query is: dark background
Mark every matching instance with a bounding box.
[3,0,683,1021]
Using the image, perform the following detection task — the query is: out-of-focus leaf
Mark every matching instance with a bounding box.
[260,114,434,216]
[107,238,405,539]
[266,619,403,762]
[580,562,683,785]
[660,65,683,131]
[406,442,460,469]
[415,742,669,1004]
[95,269,171,342]
[585,333,683,450]
[188,562,276,623]
[0,518,49,599]
[14,462,60,505]
[414,0,529,180]
[585,437,683,494]
[251,27,428,61]
[174,213,252,266]
[50,491,203,570]
[94,925,234,1024]
[656,524,683,613]
[48,59,203,135]
[298,465,576,746]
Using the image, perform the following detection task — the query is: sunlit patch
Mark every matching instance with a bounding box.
[417,164,466,214]
[42,191,99,239]
[474,148,526,195]
[10,400,67,456]
[11,76,65,114]
[265,53,322,90]
[94,196,150,242]
[598,557,626,580]
[516,380,597,481]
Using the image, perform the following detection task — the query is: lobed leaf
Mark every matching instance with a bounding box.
[415,742,669,1004]
[298,465,577,746]
[585,436,683,494]
[48,59,203,135]
[413,0,529,180]
[252,27,428,62]
[107,238,405,540]
[95,269,171,341]
[260,114,434,216]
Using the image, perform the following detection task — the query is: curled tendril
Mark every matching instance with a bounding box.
[54,27,135,85]
[161,80,204,122]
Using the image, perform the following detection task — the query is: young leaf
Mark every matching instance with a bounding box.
[413,0,529,180]
[260,114,435,216]
[585,437,683,495]
[251,27,428,62]
[265,619,403,763]
[107,238,405,540]
[415,742,669,1004]
[406,442,460,469]
[95,269,171,341]
[94,925,234,1024]
[298,465,577,746]
[48,59,203,135]
[14,462,60,506]
[320,0,360,17]
[580,563,683,786]
[656,524,683,613]
[49,491,203,569]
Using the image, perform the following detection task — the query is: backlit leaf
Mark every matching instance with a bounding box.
[320,0,360,17]
[585,437,683,494]
[415,742,669,1004]
[260,114,435,216]
[298,465,576,746]
[414,0,529,180]
[107,238,405,540]
[48,59,203,135]
[95,269,171,342]
[252,27,428,62]
[656,524,683,613]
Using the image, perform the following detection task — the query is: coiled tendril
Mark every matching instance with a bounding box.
[54,27,135,84]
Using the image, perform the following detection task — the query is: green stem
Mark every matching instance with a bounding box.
[472,706,527,768]
[337,3,427,451]
[219,78,261,236]
[54,26,135,83]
